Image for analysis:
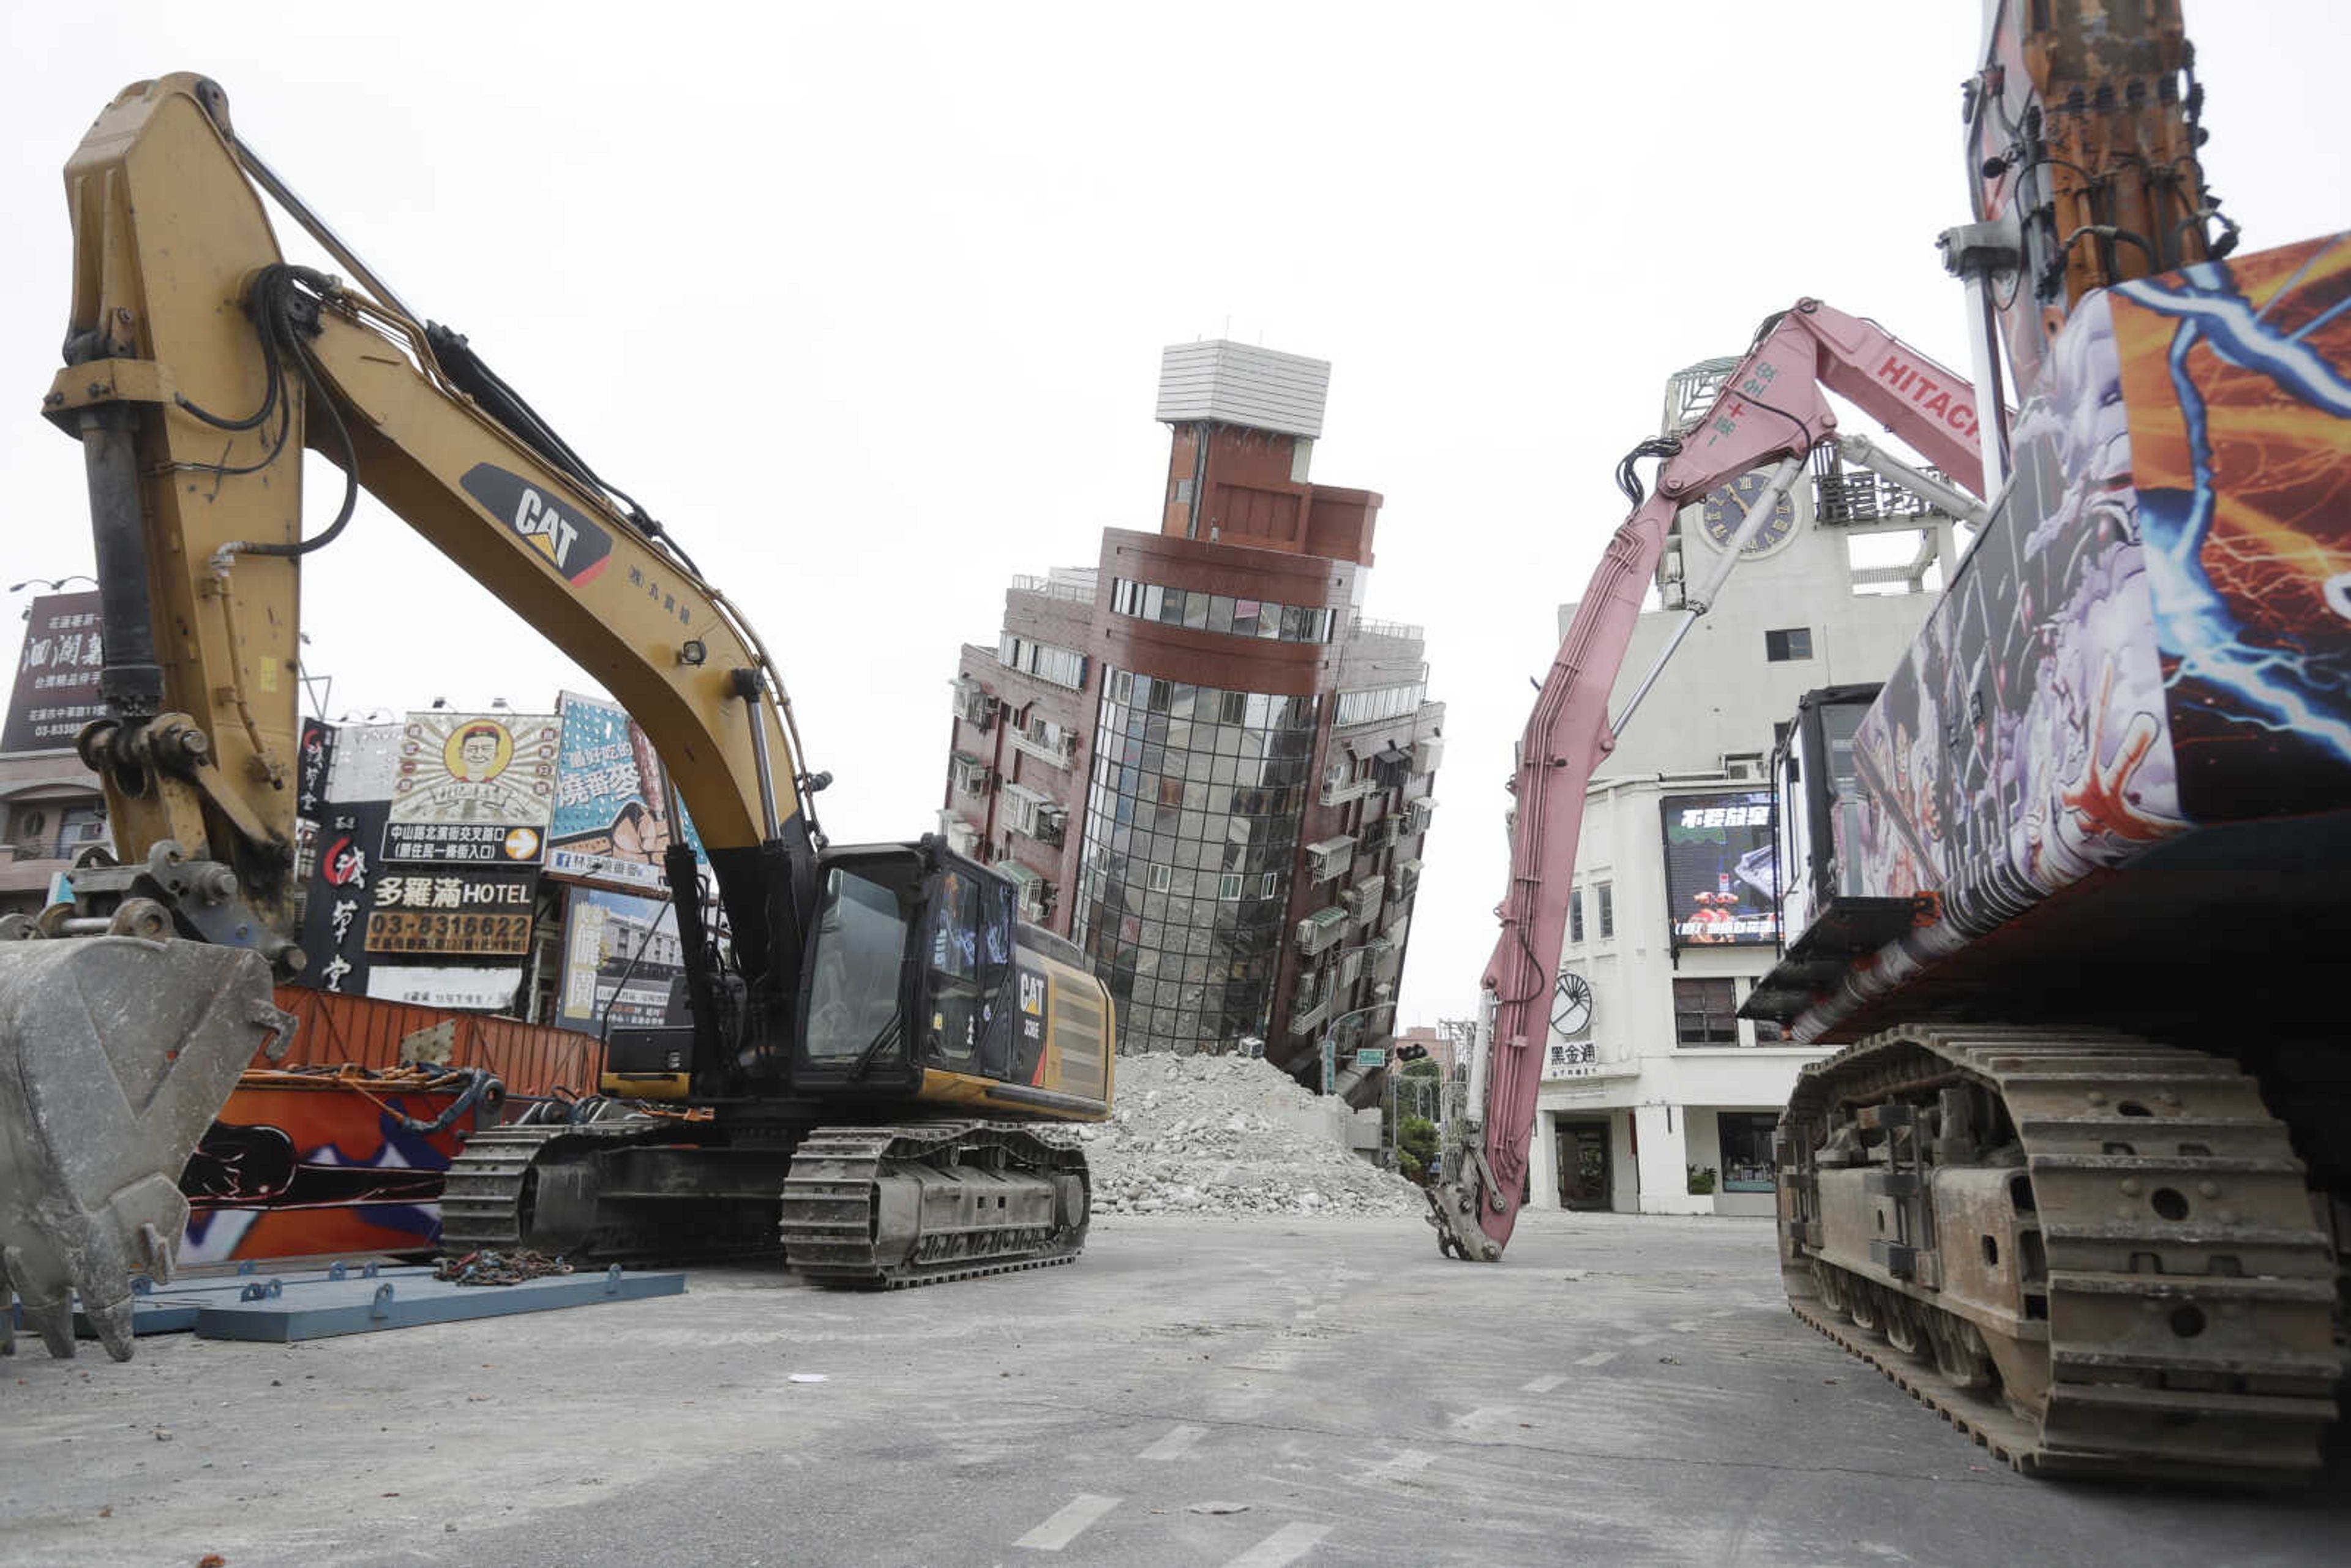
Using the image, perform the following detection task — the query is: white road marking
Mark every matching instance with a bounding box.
[1015,1494,1122,1551]
[1520,1373,1568,1393]
[1446,1406,1505,1431]
[1625,1334,1659,1347]
[1223,1521,1333,1567]
[1708,1309,1736,1319]
[1573,1350,1618,1368]
[1669,1320,1699,1332]
[1139,1424,1210,1461]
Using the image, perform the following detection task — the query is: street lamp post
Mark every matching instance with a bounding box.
[1317,1000,1397,1097]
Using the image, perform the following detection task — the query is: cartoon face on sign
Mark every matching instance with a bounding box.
[448,722,513,784]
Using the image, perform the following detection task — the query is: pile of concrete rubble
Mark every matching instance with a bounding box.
[1078,1052,1427,1219]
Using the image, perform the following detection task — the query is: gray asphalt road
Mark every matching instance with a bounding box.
[4,1210,2343,1566]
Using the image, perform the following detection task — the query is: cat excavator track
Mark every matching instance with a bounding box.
[779,1122,1090,1289]
[439,1120,795,1266]
[1777,1026,2340,1487]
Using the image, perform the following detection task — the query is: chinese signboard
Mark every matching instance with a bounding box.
[2,591,105,755]
[388,711,560,863]
[296,801,390,994]
[557,885,688,1032]
[365,964,523,1011]
[1659,789,1779,947]
[363,866,537,956]
[296,719,337,822]
[383,820,547,865]
[547,691,703,892]
[291,716,554,1012]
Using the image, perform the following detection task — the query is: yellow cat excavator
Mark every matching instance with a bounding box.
[0,75,1114,1362]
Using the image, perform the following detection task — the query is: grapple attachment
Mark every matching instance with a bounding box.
[0,937,292,1361]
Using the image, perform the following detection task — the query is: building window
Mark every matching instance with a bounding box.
[1595,882,1614,940]
[1218,872,1243,900]
[997,631,1089,690]
[1764,627,1813,662]
[1568,887,1585,945]
[1333,681,1426,730]
[1673,978,1739,1046]
[1752,1015,1785,1043]
[1259,871,1279,898]
[1717,1111,1780,1192]
[1108,579,1339,645]
[1148,863,1172,894]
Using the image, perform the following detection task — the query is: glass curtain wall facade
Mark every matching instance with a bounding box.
[1073,669,1319,1052]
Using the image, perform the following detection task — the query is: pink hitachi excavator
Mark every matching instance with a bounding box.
[1425,303,1996,1267]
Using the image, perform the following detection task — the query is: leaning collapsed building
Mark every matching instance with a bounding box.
[941,342,1442,1092]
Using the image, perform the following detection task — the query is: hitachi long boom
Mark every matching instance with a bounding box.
[1425,303,1992,1261]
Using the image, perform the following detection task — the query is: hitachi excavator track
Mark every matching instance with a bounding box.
[779,1122,1089,1289]
[1777,1026,2341,1486]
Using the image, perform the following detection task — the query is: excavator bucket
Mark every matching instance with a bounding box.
[0,937,293,1362]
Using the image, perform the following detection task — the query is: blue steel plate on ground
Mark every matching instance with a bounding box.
[190,1264,684,1341]
[8,1261,433,1340]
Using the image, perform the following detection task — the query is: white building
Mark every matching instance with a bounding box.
[1526,360,1962,1218]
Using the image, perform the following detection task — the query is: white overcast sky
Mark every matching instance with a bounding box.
[4,2,2344,1030]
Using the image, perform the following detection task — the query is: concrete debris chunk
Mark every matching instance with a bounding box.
[1084,1054,1426,1220]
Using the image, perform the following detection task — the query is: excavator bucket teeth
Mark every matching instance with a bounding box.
[0,937,293,1362]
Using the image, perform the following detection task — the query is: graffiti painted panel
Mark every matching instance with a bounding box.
[1845,233,2351,942]
[2111,233,2351,821]
[179,1079,475,1263]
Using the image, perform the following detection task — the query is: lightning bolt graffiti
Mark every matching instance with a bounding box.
[2119,257,2351,767]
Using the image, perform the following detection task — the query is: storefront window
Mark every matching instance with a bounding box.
[1717,1111,1779,1193]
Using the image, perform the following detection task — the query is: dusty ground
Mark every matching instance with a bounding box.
[2,1210,2344,1566]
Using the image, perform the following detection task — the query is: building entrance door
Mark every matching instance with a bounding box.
[1554,1119,1611,1211]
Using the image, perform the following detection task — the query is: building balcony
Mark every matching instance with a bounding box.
[1009,729,1080,770]
[1295,905,1348,956]
[1289,990,1332,1034]
[1342,876,1385,923]
[1010,574,1098,605]
[951,677,995,731]
[1319,773,1376,808]
[950,751,996,795]
[1346,615,1423,643]
[1305,836,1354,884]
